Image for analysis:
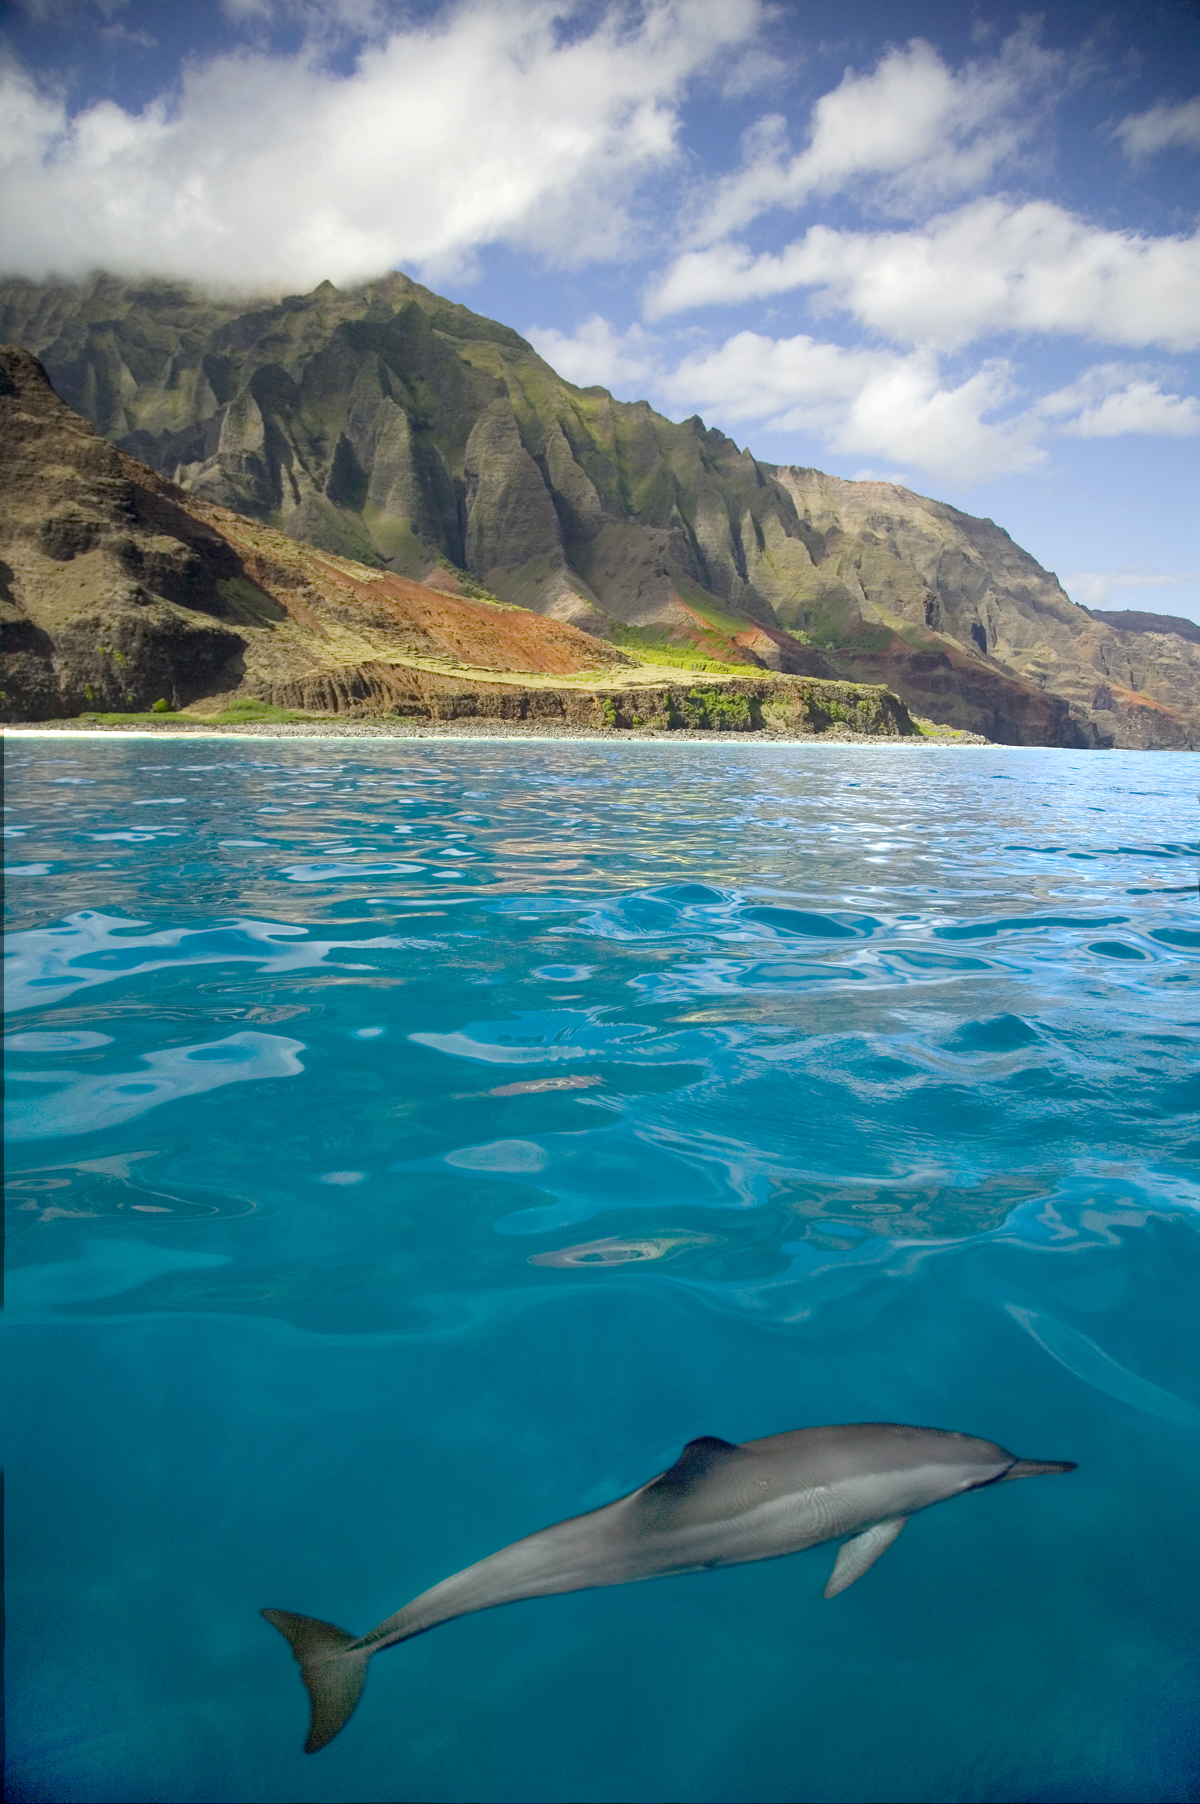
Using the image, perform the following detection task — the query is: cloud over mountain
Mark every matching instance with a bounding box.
[657,332,1044,482]
[0,0,1196,611]
[525,320,1199,485]
[0,0,760,290]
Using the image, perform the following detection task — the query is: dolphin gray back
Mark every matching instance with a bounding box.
[742,1422,1019,1488]
[621,1424,1018,1569]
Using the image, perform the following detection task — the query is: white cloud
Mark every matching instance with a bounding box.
[526,314,659,390]
[659,330,1045,482]
[526,319,1199,486]
[688,26,1062,246]
[1063,571,1197,609]
[719,47,794,100]
[0,0,762,290]
[1116,94,1200,159]
[1039,364,1200,438]
[646,200,1200,353]
[851,469,913,486]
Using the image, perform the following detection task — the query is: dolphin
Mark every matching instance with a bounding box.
[264,1421,1075,1752]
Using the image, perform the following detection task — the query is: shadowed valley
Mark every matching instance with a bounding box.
[0,344,908,737]
[2,271,1197,745]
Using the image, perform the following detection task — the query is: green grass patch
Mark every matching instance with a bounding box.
[661,576,751,635]
[79,709,190,725]
[911,715,970,739]
[203,700,314,724]
[79,699,314,726]
[607,623,752,674]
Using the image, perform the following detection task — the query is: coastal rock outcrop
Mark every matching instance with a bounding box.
[2,272,1197,747]
[0,347,246,715]
[0,346,629,720]
[259,667,913,735]
[2,346,911,737]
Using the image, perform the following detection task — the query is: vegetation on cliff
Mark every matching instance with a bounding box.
[0,345,912,736]
[2,271,1197,747]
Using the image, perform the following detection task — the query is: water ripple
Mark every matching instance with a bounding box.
[3,738,1199,1801]
[5,1031,306,1141]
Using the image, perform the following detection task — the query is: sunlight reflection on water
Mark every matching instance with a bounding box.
[3,739,1198,1804]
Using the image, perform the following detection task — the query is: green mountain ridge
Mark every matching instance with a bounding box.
[2,269,1197,748]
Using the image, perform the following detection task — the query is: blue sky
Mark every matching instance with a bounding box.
[2,0,1198,621]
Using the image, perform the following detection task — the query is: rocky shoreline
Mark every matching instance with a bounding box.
[4,717,991,744]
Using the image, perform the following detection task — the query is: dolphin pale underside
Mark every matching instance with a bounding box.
[264,1420,1075,1752]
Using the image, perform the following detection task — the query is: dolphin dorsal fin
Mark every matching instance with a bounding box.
[659,1436,744,1489]
[635,1436,752,1528]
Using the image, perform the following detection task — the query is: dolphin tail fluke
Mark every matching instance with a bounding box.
[1000,1458,1077,1481]
[262,1608,371,1752]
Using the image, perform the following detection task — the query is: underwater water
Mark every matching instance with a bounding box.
[3,735,1198,1804]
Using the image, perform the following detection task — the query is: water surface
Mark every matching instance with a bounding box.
[4,738,1198,1803]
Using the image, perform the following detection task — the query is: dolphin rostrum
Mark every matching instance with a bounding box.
[264,1421,1075,1752]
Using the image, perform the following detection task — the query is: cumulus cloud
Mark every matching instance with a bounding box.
[1039,364,1200,438]
[646,199,1200,353]
[687,26,1063,246]
[0,0,761,290]
[526,314,659,390]
[1116,94,1200,159]
[646,40,1200,360]
[529,316,1200,484]
[658,330,1046,482]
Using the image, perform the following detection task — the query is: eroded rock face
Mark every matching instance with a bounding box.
[0,348,246,717]
[0,347,634,720]
[767,472,1200,749]
[0,351,908,743]
[464,399,563,574]
[260,666,914,735]
[2,273,1197,746]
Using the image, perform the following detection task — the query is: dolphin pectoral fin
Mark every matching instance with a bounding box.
[824,1517,907,1599]
[263,1609,370,1753]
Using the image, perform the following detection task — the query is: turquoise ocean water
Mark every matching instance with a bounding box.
[3,736,1198,1804]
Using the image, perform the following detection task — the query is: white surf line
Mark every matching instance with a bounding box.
[1,727,992,748]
